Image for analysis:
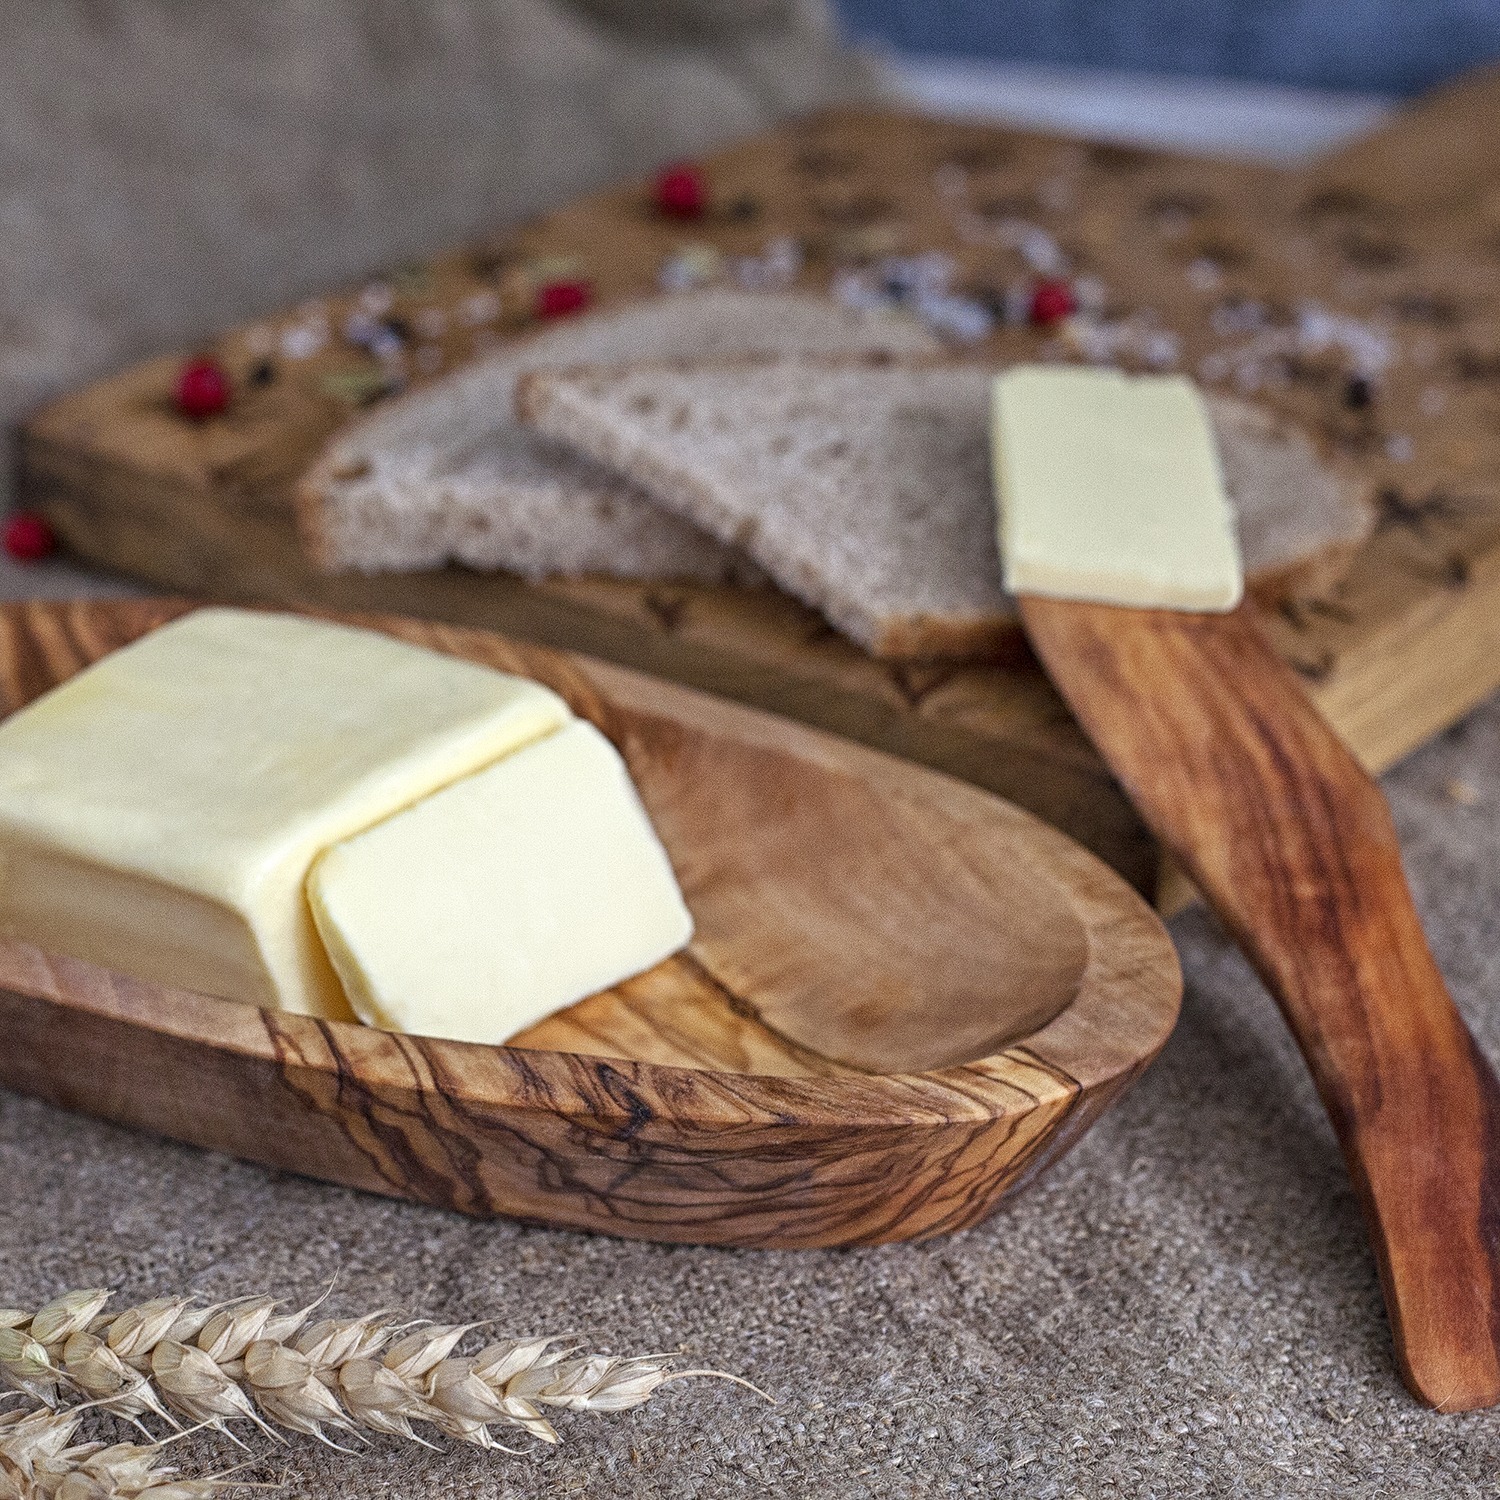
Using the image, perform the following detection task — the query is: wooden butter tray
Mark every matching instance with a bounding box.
[20,72,1500,897]
[0,599,1179,1245]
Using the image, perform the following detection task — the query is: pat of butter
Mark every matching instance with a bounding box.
[992,366,1244,611]
[307,719,693,1044]
[0,609,569,1018]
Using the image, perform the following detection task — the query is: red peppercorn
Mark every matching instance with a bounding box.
[535,280,593,320]
[1029,279,1077,327]
[3,511,56,563]
[174,357,232,419]
[655,162,708,220]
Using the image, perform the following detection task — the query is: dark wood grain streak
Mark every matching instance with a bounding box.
[0,600,1181,1248]
[1021,596,1500,1411]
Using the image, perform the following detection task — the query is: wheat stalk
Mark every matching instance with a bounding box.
[0,1405,256,1500]
[0,1289,761,1457]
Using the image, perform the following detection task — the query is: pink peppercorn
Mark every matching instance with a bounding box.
[174,357,232,419]
[1028,279,1077,326]
[535,280,593,319]
[655,162,708,220]
[3,511,56,563]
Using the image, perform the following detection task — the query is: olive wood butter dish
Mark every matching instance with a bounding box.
[0,599,1181,1247]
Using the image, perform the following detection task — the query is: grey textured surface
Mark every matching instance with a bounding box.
[2,691,1499,1497]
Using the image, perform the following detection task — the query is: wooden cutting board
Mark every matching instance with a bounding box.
[20,73,1500,897]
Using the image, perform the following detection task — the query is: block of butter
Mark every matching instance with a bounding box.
[0,608,569,1018]
[992,366,1244,611]
[308,719,694,1044]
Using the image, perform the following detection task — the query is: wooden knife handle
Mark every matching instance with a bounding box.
[1020,595,1500,1411]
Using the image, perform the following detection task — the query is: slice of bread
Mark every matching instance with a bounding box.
[297,290,939,581]
[516,355,1377,661]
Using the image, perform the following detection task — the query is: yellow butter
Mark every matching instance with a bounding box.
[992,366,1244,611]
[307,719,694,1044]
[0,608,569,1017]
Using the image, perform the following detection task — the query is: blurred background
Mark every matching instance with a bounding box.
[5,0,1498,502]
[841,0,1500,93]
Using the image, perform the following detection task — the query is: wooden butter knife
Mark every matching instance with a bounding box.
[1019,595,1500,1411]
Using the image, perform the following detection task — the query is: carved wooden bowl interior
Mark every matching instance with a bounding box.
[0,600,1181,1247]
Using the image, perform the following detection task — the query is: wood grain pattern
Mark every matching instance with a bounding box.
[1021,596,1500,1412]
[0,598,1181,1247]
[1310,63,1500,214]
[19,92,1500,906]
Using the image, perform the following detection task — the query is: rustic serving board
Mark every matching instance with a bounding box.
[0,598,1180,1246]
[20,74,1500,896]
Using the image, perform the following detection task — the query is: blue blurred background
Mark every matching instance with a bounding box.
[834,0,1500,95]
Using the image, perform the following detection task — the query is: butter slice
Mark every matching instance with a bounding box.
[307,720,693,1044]
[0,609,569,1017]
[993,366,1244,611]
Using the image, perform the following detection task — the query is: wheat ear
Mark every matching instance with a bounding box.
[0,1290,763,1453]
[0,1405,258,1500]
